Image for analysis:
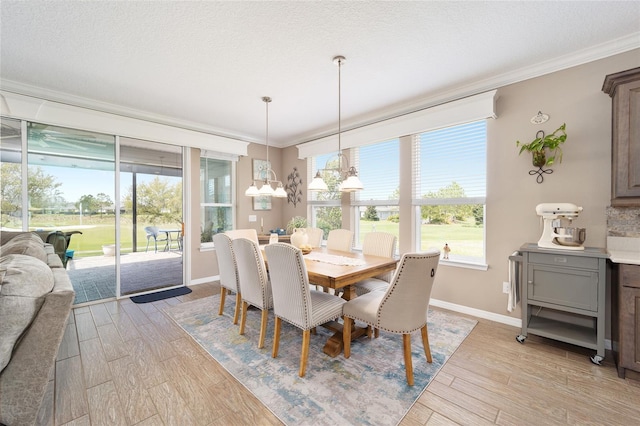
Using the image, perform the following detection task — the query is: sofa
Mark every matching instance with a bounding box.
[0,231,75,426]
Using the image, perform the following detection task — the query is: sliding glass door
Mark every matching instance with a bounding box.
[27,123,117,304]
[119,137,183,295]
[1,119,184,304]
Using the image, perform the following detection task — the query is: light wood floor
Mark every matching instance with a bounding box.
[39,282,640,426]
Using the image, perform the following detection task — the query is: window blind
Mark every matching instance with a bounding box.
[353,138,399,205]
[413,120,486,204]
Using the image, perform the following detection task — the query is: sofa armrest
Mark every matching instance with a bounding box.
[0,276,74,426]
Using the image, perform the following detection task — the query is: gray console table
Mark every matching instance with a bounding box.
[515,243,608,364]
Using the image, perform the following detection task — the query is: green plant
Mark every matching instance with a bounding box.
[516,123,567,166]
[286,216,307,234]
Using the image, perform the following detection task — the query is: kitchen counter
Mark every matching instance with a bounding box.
[607,237,640,265]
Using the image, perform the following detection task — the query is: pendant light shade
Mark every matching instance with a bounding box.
[308,55,363,192]
[245,97,287,198]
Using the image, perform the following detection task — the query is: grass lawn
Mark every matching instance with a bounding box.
[358,219,483,258]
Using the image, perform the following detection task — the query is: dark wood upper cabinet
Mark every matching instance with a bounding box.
[603,67,640,206]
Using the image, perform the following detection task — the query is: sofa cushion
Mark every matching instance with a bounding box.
[0,254,55,373]
[0,232,48,264]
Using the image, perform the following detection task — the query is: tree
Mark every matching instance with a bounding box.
[77,194,98,216]
[95,192,113,216]
[123,176,182,223]
[1,164,63,220]
[421,182,473,224]
[314,158,344,236]
[363,205,380,221]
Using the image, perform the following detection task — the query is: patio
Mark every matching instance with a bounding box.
[66,250,183,305]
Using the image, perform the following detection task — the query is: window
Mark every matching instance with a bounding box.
[307,153,342,240]
[413,120,486,264]
[200,156,234,245]
[352,139,400,250]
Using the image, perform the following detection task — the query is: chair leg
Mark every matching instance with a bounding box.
[299,329,310,377]
[218,288,226,316]
[233,292,241,325]
[403,334,414,386]
[421,325,433,363]
[343,317,352,358]
[145,239,150,252]
[258,309,268,349]
[239,301,248,335]
[272,317,281,358]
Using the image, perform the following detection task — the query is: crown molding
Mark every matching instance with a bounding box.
[1,32,638,149]
[291,32,640,146]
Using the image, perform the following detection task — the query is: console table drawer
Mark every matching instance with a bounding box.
[529,252,599,270]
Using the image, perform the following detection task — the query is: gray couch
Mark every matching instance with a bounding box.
[0,231,75,426]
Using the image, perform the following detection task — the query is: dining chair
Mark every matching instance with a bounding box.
[212,233,241,324]
[304,227,324,248]
[354,232,397,296]
[144,226,168,252]
[326,229,354,252]
[225,228,259,245]
[264,243,347,377]
[232,237,273,349]
[343,250,440,386]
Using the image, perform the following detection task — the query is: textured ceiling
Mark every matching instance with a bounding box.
[1,1,639,147]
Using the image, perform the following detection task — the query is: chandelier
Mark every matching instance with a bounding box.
[245,96,287,198]
[308,56,363,192]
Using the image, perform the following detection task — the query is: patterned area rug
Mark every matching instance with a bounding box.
[165,295,477,426]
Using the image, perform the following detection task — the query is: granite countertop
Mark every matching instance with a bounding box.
[607,236,640,265]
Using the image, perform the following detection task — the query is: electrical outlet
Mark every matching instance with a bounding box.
[502,281,510,294]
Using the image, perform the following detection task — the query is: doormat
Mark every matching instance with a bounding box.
[131,286,191,304]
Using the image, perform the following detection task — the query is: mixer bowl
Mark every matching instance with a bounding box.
[554,227,586,246]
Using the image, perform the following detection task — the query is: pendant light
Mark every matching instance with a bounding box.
[245,96,287,198]
[308,55,363,192]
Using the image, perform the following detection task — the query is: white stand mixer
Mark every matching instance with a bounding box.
[536,203,586,250]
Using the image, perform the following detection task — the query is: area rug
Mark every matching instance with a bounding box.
[165,295,477,426]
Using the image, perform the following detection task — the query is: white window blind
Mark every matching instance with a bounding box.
[353,139,399,206]
[413,120,486,204]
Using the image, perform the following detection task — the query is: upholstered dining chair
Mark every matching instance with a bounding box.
[212,233,241,324]
[304,227,324,248]
[326,229,354,252]
[343,250,440,386]
[225,228,259,245]
[264,243,347,377]
[232,237,273,349]
[354,232,397,296]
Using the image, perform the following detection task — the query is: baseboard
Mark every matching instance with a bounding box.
[189,275,220,286]
[430,298,522,328]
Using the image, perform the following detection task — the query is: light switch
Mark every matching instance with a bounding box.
[249,215,257,222]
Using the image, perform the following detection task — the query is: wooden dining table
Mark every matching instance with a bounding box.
[265,246,398,357]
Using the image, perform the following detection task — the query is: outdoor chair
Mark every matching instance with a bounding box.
[144,226,168,252]
[232,237,273,349]
[343,250,440,386]
[212,233,241,324]
[265,243,346,377]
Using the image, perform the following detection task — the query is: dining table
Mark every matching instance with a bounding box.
[159,229,182,251]
[264,246,398,357]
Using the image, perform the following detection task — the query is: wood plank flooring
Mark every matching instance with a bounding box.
[38,282,640,425]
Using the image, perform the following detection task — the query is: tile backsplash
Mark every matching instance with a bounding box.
[607,206,640,237]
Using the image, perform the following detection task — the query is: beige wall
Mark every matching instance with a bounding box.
[190,49,640,322]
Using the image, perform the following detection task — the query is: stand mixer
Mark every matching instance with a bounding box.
[535,203,586,250]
